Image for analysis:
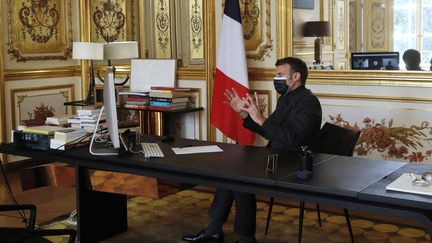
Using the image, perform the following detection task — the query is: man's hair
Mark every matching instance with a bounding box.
[402,49,421,70]
[275,57,308,84]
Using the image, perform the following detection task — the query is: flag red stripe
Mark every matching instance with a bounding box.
[211,69,255,145]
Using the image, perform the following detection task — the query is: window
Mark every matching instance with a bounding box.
[394,0,432,69]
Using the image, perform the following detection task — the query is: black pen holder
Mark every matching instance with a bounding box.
[300,155,313,172]
[296,155,313,180]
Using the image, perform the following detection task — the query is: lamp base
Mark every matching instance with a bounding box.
[314,37,322,65]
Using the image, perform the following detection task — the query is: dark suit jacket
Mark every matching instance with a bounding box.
[243,86,322,152]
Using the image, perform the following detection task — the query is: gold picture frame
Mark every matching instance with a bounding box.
[11,84,74,129]
[90,0,135,42]
[7,0,72,62]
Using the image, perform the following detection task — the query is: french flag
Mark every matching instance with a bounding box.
[210,0,255,145]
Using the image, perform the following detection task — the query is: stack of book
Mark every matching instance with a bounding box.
[68,109,104,132]
[22,125,67,136]
[45,114,75,126]
[119,91,149,109]
[50,128,88,150]
[149,87,191,111]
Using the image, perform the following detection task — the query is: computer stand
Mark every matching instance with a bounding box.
[89,106,118,156]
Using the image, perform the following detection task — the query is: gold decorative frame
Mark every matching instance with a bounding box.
[7,0,72,62]
[11,85,74,129]
[90,0,135,42]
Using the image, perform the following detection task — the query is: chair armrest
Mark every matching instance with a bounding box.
[0,204,36,229]
[18,229,77,243]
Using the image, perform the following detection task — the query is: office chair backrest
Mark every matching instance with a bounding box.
[319,122,361,156]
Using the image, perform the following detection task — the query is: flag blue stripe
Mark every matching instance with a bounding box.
[224,0,242,23]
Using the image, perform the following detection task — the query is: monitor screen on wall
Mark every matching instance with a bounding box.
[351,52,399,70]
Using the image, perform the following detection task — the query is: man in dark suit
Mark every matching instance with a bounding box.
[182,57,322,243]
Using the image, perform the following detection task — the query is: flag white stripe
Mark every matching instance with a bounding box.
[216,14,249,88]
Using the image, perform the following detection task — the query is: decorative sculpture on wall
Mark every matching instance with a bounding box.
[7,0,72,61]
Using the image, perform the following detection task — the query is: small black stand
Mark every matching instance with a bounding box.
[296,146,313,180]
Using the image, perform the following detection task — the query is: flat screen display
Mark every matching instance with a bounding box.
[351,52,399,70]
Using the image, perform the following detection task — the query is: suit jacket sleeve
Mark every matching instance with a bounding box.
[261,96,321,147]
[243,115,266,137]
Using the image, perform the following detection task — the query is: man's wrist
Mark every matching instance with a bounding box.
[257,117,266,126]
[240,111,248,119]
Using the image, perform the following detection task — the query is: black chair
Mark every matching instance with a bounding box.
[0,204,77,243]
[265,122,361,243]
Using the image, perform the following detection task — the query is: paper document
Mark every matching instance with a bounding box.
[386,173,432,196]
[172,145,223,155]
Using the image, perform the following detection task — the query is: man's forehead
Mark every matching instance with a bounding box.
[276,63,291,73]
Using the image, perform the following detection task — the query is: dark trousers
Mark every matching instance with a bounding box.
[208,189,256,236]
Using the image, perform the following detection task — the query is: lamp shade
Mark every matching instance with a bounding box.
[72,42,105,60]
[304,21,331,37]
[104,41,139,60]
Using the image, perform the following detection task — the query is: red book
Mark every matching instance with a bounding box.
[150,86,191,91]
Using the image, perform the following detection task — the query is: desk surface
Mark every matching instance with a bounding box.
[360,163,432,210]
[277,156,405,198]
[0,138,430,210]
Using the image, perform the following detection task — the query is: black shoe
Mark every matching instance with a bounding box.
[182,229,224,242]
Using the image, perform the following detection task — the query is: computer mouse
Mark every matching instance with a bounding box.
[161,135,174,143]
[422,171,432,182]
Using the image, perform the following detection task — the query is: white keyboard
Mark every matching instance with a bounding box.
[141,143,165,158]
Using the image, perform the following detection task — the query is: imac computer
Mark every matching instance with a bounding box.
[351,52,399,70]
[89,68,120,155]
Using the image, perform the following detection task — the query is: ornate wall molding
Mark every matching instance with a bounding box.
[7,0,73,62]
[308,70,432,87]
[4,67,81,81]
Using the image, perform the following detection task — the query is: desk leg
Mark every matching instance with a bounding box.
[76,166,127,243]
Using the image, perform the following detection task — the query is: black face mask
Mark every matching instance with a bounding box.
[273,76,289,94]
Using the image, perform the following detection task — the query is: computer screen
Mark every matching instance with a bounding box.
[104,69,120,149]
[351,52,399,70]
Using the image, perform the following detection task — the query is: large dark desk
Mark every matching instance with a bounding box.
[1,137,431,243]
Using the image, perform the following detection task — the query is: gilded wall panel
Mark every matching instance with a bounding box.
[335,0,345,50]
[221,0,272,61]
[364,0,390,51]
[242,0,272,60]
[153,0,172,58]
[90,0,134,42]
[348,1,356,52]
[189,0,204,60]
[7,0,72,61]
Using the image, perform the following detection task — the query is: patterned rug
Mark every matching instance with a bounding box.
[41,189,430,243]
